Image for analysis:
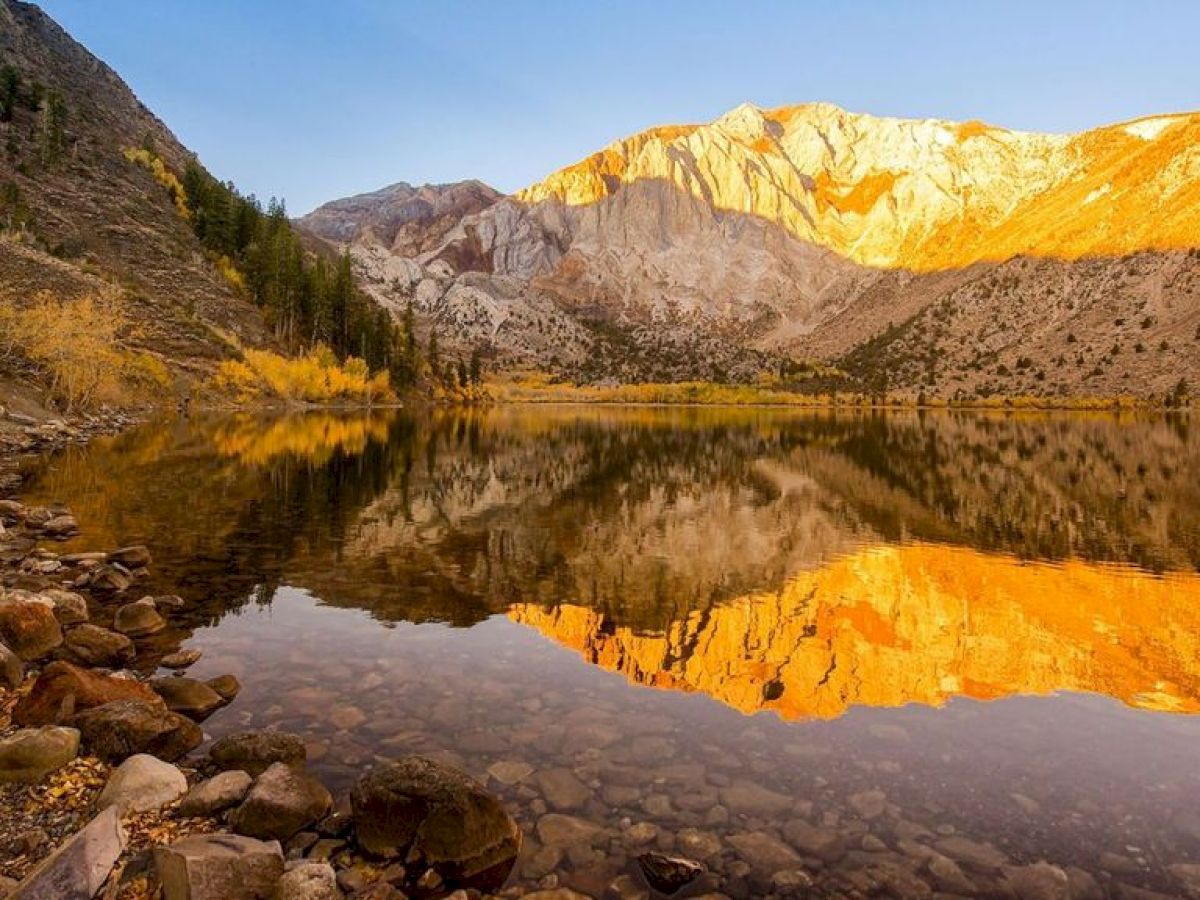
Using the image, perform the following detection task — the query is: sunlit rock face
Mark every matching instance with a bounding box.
[509,543,1200,720]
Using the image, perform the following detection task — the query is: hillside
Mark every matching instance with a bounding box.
[306,103,1200,398]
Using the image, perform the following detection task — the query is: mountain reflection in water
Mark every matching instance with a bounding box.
[21,405,1200,725]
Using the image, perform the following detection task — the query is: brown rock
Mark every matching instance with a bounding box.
[15,661,159,727]
[210,731,306,777]
[40,514,79,538]
[151,677,227,721]
[0,639,22,689]
[0,598,63,661]
[86,564,132,594]
[64,624,134,667]
[114,599,166,636]
[70,699,202,763]
[229,762,332,841]
[637,852,705,894]
[108,546,151,569]
[179,771,254,819]
[207,674,242,702]
[350,756,521,891]
[0,726,80,784]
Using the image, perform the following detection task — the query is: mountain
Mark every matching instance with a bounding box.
[0,0,272,375]
[306,103,1200,396]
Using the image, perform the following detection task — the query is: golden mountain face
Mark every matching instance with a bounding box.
[515,103,1200,270]
[509,543,1200,720]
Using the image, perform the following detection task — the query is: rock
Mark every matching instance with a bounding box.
[40,514,78,538]
[152,677,228,721]
[1170,864,1200,899]
[84,564,132,594]
[71,698,203,762]
[487,760,533,785]
[154,833,285,900]
[108,546,151,569]
[782,820,846,862]
[1002,862,1072,900]
[522,891,592,900]
[113,599,166,636]
[772,868,816,896]
[45,591,88,626]
[276,862,342,899]
[207,674,242,702]
[97,753,188,814]
[350,756,521,890]
[636,853,705,894]
[676,828,722,860]
[0,499,23,524]
[0,598,62,661]
[211,731,307,777]
[0,726,80,783]
[536,767,591,810]
[848,789,888,820]
[720,779,794,817]
[934,835,1010,872]
[0,640,22,689]
[230,762,332,841]
[8,806,125,899]
[726,831,803,878]
[929,853,978,895]
[536,813,604,847]
[14,661,160,726]
[179,770,254,818]
[162,649,203,670]
[327,706,365,730]
[64,624,134,667]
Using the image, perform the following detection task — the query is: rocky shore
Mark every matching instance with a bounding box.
[0,407,141,495]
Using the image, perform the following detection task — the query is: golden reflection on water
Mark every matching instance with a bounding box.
[510,542,1200,719]
[208,410,396,465]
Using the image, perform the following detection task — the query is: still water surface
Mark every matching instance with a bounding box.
[20,407,1200,897]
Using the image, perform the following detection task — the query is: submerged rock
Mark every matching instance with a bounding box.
[14,661,159,726]
[154,833,284,900]
[161,648,203,670]
[96,753,188,814]
[107,546,151,569]
[113,598,166,636]
[0,726,80,784]
[637,852,705,894]
[350,756,521,891]
[229,762,332,841]
[70,698,202,762]
[206,673,241,702]
[152,676,227,721]
[210,731,306,777]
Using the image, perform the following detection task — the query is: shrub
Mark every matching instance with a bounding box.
[208,345,393,405]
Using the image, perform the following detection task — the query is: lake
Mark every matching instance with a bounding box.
[18,407,1200,898]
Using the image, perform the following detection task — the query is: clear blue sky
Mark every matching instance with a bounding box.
[37,0,1200,215]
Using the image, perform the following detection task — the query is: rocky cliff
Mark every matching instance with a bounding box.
[306,103,1200,395]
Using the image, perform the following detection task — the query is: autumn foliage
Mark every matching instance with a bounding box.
[209,345,392,405]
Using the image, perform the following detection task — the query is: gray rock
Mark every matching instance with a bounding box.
[86,565,132,594]
[113,599,166,636]
[71,699,202,763]
[350,756,521,891]
[179,770,254,818]
[64,624,134,667]
[9,806,125,899]
[275,862,342,899]
[230,763,332,841]
[211,731,306,777]
[97,753,188,814]
[154,833,284,900]
[152,677,227,721]
[0,640,22,689]
[0,726,80,784]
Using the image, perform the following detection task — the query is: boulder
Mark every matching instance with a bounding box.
[637,853,705,894]
[152,677,227,721]
[0,726,80,784]
[0,639,22,689]
[350,756,521,891]
[179,770,254,819]
[40,514,79,538]
[8,806,124,900]
[207,674,241,702]
[229,763,332,841]
[210,731,306,777]
[154,833,284,900]
[108,546,151,569]
[113,599,166,636]
[64,624,134,667]
[45,590,88,626]
[96,753,188,814]
[0,597,63,661]
[275,862,342,900]
[70,698,202,762]
[14,661,160,726]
